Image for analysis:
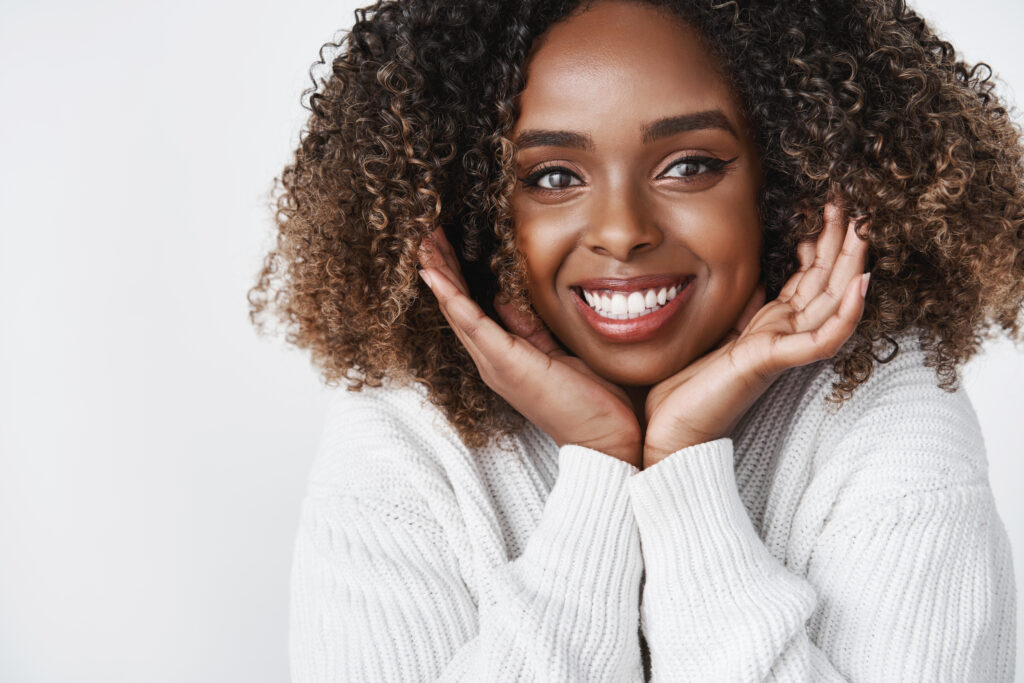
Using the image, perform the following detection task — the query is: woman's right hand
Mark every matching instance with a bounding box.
[418,227,642,468]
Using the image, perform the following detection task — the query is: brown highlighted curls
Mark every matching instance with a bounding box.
[249,0,1024,449]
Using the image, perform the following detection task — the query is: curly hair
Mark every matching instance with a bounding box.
[248,0,1024,450]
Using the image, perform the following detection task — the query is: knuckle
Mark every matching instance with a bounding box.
[500,332,518,355]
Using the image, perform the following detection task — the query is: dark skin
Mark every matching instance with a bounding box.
[419,0,870,470]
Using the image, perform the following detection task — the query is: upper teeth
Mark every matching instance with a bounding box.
[580,283,685,320]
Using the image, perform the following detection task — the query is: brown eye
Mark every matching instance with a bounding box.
[659,155,737,181]
[521,166,583,191]
[667,160,707,177]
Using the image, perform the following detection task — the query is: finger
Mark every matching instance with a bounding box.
[422,228,470,294]
[420,267,489,361]
[769,273,866,370]
[797,217,870,329]
[417,227,445,268]
[422,267,549,388]
[418,227,470,295]
[777,240,817,301]
[494,294,565,356]
[789,200,847,308]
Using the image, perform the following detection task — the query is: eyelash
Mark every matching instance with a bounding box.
[518,155,738,193]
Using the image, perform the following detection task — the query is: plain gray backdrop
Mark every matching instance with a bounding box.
[0,1,1021,681]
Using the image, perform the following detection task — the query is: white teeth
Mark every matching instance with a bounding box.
[579,279,689,320]
[626,291,645,316]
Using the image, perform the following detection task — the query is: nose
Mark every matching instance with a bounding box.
[582,185,663,260]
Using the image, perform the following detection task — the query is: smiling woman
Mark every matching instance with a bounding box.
[249,0,1022,680]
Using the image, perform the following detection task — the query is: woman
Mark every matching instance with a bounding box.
[249,0,1021,679]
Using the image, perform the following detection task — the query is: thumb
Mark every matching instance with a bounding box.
[494,294,564,356]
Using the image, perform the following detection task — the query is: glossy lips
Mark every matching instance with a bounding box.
[571,275,695,343]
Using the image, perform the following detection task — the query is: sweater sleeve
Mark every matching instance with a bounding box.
[626,437,1016,682]
[289,443,646,682]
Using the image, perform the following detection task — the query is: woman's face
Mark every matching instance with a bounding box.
[510,0,763,387]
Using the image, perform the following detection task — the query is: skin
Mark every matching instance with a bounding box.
[419,0,870,470]
[509,0,763,392]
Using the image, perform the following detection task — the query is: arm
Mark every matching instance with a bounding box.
[290,443,646,682]
[627,436,1015,682]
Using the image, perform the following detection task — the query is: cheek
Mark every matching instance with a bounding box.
[659,192,761,268]
[700,194,763,316]
[701,178,761,259]
[513,212,577,294]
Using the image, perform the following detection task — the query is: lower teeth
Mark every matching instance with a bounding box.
[590,303,663,320]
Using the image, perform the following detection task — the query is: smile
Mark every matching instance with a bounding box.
[579,283,683,319]
[570,275,695,343]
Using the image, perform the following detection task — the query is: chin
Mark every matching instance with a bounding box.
[588,358,679,388]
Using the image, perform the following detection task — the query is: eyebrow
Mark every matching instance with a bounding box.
[513,109,738,151]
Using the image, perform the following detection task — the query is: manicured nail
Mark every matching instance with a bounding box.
[860,272,870,297]
[419,269,433,288]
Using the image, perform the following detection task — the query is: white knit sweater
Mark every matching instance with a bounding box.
[289,328,1016,682]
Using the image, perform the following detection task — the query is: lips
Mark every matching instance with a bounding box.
[572,274,690,292]
[570,274,695,343]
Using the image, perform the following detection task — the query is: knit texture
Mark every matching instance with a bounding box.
[289,328,1016,681]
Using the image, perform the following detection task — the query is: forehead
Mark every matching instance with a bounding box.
[514,1,740,134]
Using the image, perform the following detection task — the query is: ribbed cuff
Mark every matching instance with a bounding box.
[627,438,782,592]
[518,445,641,590]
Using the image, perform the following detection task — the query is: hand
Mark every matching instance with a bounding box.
[417,227,643,468]
[642,200,871,468]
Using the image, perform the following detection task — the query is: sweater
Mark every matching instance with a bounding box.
[288,327,1017,682]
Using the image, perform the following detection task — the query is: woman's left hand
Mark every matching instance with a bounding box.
[642,200,871,469]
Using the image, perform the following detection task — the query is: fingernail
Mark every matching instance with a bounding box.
[418,269,433,288]
[860,272,870,297]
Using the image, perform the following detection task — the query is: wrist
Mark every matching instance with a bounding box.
[574,437,643,469]
[643,432,710,468]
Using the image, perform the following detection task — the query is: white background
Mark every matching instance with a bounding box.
[0,1,1020,681]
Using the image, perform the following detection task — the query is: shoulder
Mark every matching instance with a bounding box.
[304,377,471,500]
[813,327,981,418]
[745,327,989,497]
[802,327,989,499]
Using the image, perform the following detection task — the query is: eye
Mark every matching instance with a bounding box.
[520,166,583,191]
[659,155,737,181]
